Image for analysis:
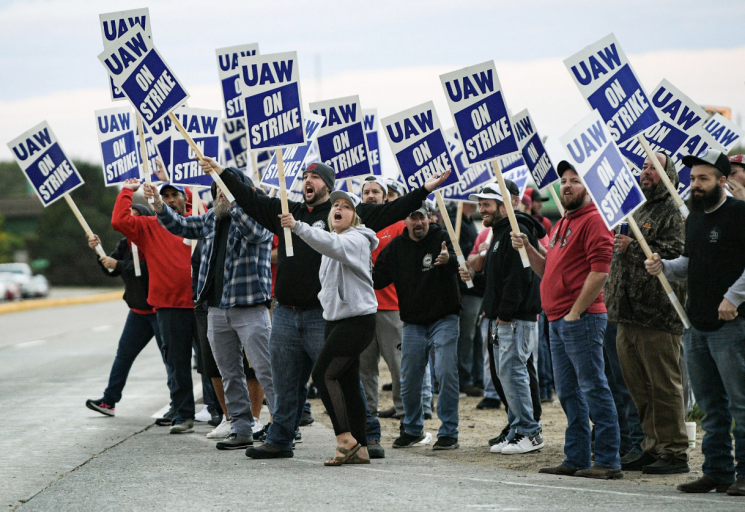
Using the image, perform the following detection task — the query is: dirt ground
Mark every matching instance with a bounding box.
[310,359,706,489]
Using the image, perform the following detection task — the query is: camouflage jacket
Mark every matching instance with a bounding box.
[605,158,687,334]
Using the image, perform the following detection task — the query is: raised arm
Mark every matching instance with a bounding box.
[111,180,147,245]
[510,232,546,277]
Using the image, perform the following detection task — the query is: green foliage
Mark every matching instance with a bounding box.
[25,160,122,286]
[0,212,24,263]
[0,161,33,197]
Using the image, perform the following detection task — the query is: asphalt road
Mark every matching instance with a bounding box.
[1,300,742,511]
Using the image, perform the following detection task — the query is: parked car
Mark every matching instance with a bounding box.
[0,272,22,301]
[0,263,50,298]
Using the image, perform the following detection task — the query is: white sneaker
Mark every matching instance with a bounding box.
[417,432,433,445]
[206,418,231,439]
[490,439,509,453]
[194,406,211,422]
[501,432,545,454]
[252,417,264,434]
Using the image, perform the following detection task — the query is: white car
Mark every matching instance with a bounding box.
[0,263,50,298]
[0,272,22,301]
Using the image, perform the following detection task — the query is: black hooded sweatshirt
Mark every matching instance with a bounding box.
[372,223,462,325]
[473,211,545,322]
[97,238,151,312]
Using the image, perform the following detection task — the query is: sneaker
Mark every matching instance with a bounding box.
[433,436,459,450]
[155,409,175,426]
[254,422,270,442]
[299,409,314,426]
[216,433,253,450]
[206,418,231,439]
[367,440,385,459]
[393,432,426,448]
[489,425,512,446]
[489,434,509,453]
[208,411,223,427]
[86,398,115,417]
[476,398,502,410]
[294,428,302,443]
[194,405,212,422]
[501,432,544,454]
[246,443,293,459]
[169,419,194,434]
[252,417,264,435]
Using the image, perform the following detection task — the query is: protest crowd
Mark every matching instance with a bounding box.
[6,10,744,498]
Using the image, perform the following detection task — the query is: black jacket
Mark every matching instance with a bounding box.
[221,169,430,309]
[474,211,544,322]
[373,223,462,325]
[97,237,151,311]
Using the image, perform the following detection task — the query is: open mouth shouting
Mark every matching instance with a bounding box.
[333,211,343,221]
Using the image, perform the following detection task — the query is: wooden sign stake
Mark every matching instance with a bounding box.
[64,193,112,272]
[434,191,473,289]
[276,149,294,257]
[136,113,154,204]
[490,160,530,268]
[637,134,689,219]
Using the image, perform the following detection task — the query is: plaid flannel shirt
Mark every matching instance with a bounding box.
[157,203,273,308]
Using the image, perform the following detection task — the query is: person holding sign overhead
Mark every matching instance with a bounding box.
[199,157,451,460]
[278,189,378,465]
[646,150,745,496]
[512,161,620,479]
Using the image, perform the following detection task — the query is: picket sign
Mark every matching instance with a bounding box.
[454,201,464,240]
[131,243,141,276]
[275,150,293,257]
[433,191,473,289]
[560,110,689,328]
[136,114,154,203]
[168,112,233,203]
[637,134,688,218]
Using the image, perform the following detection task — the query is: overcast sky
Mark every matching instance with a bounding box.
[1,0,744,175]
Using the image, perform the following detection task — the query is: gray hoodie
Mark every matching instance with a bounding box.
[292,222,379,321]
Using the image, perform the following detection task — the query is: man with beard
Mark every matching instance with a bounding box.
[198,158,450,459]
[727,155,745,200]
[512,162,620,479]
[646,149,745,496]
[459,182,546,454]
[143,169,274,451]
[605,152,688,474]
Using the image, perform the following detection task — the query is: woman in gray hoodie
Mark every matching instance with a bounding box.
[279,190,379,465]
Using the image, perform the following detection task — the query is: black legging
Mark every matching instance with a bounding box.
[487,321,542,423]
[312,314,376,446]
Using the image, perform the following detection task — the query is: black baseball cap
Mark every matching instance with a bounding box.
[682,149,731,177]
[557,160,576,177]
[526,187,549,202]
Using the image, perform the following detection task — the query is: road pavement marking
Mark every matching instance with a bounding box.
[91,325,112,332]
[13,340,47,349]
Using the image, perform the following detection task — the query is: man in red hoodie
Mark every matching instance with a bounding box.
[512,161,620,480]
[111,178,196,434]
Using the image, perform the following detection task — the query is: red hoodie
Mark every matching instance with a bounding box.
[111,188,193,310]
[373,220,406,311]
[541,202,613,322]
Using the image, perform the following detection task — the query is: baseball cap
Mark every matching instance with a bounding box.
[385,178,406,196]
[526,187,549,202]
[159,183,186,195]
[409,201,430,218]
[361,175,388,193]
[521,194,533,209]
[682,149,731,177]
[329,190,361,208]
[467,180,518,203]
[728,154,745,169]
[557,160,576,176]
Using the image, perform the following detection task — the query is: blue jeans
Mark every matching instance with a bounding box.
[603,322,643,455]
[401,315,460,438]
[550,313,620,469]
[103,310,169,405]
[265,306,381,449]
[685,319,745,483]
[495,320,541,437]
[537,311,554,399]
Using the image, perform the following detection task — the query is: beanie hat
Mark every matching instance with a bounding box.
[302,162,335,191]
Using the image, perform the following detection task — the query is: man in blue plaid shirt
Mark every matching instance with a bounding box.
[143,168,273,451]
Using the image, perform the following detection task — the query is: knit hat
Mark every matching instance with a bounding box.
[131,204,154,216]
[302,162,335,191]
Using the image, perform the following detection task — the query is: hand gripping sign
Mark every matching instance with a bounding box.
[440,60,529,267]
[310,96,372,183]
[8,121,111,269]
[381,101,472,288]
[95,107,140,186]
[237,51,306,257]
[511,109,563,214]
[363,109,382,176]
[261,113,325,191]
[564,34,688,219]
[99,8,152,102]
[559,110,690,328]
[170,108,221,189]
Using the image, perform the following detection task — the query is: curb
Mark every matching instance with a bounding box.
[0,291,124,315]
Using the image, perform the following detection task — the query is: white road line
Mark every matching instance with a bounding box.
[13,339,47,349]
[91,325,112,332]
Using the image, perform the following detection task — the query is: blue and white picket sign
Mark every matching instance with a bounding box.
[95,107,140,186]
[237,51,305,150]
[170,108,221,188]
[363,109,382,176]
[498,153,524,173]
[704,113,743,153]
[559,110,646,231]
[309,96,372,180]
[440,60,519,165]
[216,43,259,119]
[380,101,459,192]
[503,165,531,201]
[429,130,494,202]
[261,113,324,190]
[564,34,660,148]
[672,125,726,197]
[149,115,173,179]
[99,8,152,102]
[98,26,189,126]
[512,109,559,191]
[221,128,233,167]
[617,79,708,173]
[222,117,249,169]
[136,119,162,180]
[7,121,85,206]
